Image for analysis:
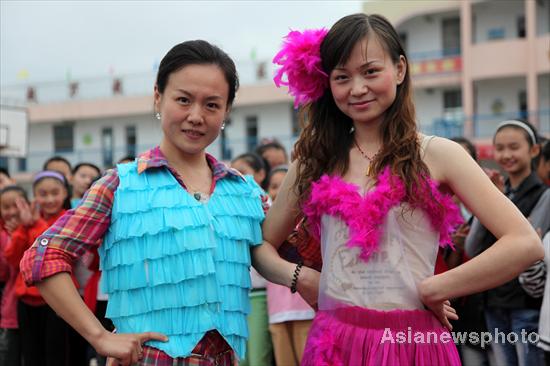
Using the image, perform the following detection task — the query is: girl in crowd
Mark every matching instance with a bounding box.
[0,185,27,366]
[230,152,273,366]
[251,13,543,365]
[265,165,315,366]
[266,166,288,202]
[466,120,548,366]
[256,141,289,170]
[4,171,71,366]
[231,152,269,190]
[43,156,72,182]
[71,162,101,208]
[21,40,267,366]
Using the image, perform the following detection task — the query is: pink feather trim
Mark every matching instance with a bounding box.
[414,177,464,250]
[273,28,329,108]
[302,167,463,262]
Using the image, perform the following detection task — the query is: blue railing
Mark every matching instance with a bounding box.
[473,109,550,137]
[424,118,464,138]
[422,108,550,138]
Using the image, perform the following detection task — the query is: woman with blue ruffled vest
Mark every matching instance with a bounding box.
[19,40,270,366]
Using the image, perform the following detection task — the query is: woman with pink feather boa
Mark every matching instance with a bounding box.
[250,13,543,365]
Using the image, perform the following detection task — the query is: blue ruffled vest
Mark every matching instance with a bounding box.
[99,162,265,358]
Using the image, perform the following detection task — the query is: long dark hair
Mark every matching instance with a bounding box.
[294,13,428,206]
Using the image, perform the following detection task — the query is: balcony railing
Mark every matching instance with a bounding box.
[473,109,550,137]
[422,108,550,138]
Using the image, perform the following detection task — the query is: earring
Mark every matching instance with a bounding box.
[155,112,161,120]
[221,121,226,130]
[349,126,355,134]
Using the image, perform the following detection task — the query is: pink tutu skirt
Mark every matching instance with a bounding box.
[302,306,461,366]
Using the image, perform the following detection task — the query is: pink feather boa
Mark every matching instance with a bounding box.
[302,167,463,262]
[273,28,329,107]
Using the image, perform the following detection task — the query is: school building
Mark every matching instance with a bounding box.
[371,0,550,158]
[0,0,549,179]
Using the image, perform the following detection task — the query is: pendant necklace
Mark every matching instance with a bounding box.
[354,139,380,177]
[183,179,208,201]
[173,159,210,201]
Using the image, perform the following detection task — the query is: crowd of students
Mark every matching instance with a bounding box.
[0,157,118,366]
[2,131,548,366]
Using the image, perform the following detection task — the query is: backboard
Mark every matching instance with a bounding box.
[0,105,29,157]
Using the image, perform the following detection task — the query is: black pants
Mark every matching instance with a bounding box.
[68,323,89,366]
[0,328,21,366]
[17,301,70,366]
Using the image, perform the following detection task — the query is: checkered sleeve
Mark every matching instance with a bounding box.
[20,169,119,285]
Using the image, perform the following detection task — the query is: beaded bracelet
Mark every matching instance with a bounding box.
[290,261,303,293]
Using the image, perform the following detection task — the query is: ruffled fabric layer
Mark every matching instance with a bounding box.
[99,163,264,359]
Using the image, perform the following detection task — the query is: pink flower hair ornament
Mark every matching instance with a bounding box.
[273,28,329,108]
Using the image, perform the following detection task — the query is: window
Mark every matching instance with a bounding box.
[472,14,477,43]
[17,158,26,172]
[517,16,526,38]
[291,105,301,137]
[53,123,74,153]
[519,90,528,119]
[442,18,461,56]
[102,127,114,168]
[246,116,258,152]
[443,90,462,110]
[220,119,232,160]
[439,89,463,137]
[126,126,137,157]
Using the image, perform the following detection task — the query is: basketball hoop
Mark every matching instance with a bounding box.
[0,105,28,158]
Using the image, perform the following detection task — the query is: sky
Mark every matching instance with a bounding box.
[1,0,363,87]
